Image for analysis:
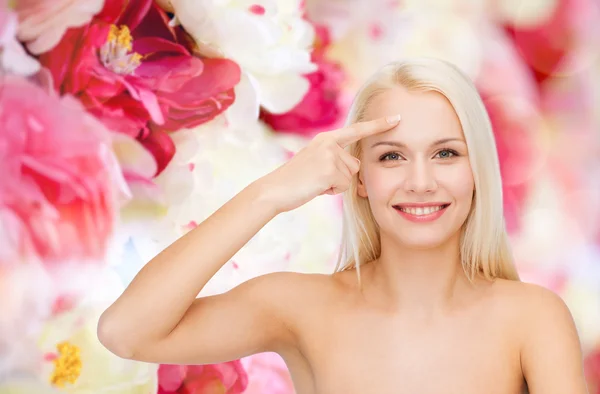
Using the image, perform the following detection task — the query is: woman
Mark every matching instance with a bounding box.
[98,57,588,394]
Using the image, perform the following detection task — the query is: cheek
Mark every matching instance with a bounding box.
[362,168,400,200]
[439,163,474,201]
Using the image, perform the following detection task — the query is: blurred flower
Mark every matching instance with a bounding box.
[0,377,63,394]
[39,0,241,175]
[0,262,55,378]
[475,25,544,232]
[37,304,159,393]
[501,0,600,83]
[15,0,105,54]
[0,0,40,75]
[260,24,345,137]
[158,362,248,394]
[0,75,126,266]
[125,118,342,302]
[585,348,600,394]
[163,0,317,125]
[242,352,294,394]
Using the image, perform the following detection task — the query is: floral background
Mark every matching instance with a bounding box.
[1,0,599,393]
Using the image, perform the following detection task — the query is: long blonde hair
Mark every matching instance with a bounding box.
[335,57,520,282]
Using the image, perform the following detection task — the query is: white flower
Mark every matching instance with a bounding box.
[120,116,342,297]
[308,0,484,90]
[36,276,159,393]
[0,10,40,76]
[165,0,317,126]
[15,0,105,55]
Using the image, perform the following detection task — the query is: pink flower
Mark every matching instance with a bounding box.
[260,24,345,137]
[38,0,241,175]
[503,0,600,84]
[158,361,248,394]
[585,348,600,394]
[15,0,105,54]
[476,27,543,232]
[0,74,125,266]
[242,353,294,394]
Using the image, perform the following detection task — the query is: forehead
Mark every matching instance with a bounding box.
[361,86,464,144]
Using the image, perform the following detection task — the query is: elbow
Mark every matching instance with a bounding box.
[96,312,137,360]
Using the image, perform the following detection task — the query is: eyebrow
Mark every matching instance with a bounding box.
[369,138,465,149]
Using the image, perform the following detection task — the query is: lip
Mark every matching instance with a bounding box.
[393,203,450,223]
[394,202,451,208]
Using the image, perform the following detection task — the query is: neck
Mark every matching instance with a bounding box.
[370,230,473,317]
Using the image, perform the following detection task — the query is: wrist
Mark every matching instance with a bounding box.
[244,177,285,217]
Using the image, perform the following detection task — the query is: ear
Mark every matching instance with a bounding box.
[357,171,368,198]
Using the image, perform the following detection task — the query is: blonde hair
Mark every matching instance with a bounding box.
[334,57,520,283]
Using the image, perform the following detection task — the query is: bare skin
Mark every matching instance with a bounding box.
[98,90,588,393]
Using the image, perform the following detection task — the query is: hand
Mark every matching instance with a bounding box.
[257,115,402,214]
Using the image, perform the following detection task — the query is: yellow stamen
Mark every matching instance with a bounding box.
[106,25,134,52]
[107,25,119,44]
[131,53,143,63]
[102,25,143,74]
[116,26,134,52]
[49,341,82,388]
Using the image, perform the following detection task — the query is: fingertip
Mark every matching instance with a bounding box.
[385,114,402,125]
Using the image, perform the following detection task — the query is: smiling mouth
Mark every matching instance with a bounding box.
[393,204,450,216]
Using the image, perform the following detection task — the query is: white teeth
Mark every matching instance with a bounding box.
[397,205,446,216]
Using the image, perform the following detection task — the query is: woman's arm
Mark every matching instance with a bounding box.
[519,284,589,394]
[97,181,297,363]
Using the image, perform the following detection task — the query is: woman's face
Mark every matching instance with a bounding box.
[357,86,475,249]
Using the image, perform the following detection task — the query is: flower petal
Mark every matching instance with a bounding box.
[119,77,165,125]
[257,73,310,114]
[225,71,260,127]
[139,129,176,176]
[115,0,153,31]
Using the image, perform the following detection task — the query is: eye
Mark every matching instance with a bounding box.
[379,152,403,161]
[435,149,458,159]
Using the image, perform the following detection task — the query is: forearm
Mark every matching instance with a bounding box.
[97,180,279,356]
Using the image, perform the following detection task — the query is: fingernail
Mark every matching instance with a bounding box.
[386,114,401,124]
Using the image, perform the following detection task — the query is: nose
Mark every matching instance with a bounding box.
[404,159,437,194]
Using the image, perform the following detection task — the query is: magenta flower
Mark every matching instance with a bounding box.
[38,0,241,175]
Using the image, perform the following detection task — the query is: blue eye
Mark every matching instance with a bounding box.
[435,149,458,159]
[379,152,402,161]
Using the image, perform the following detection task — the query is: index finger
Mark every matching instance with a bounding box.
[334,115,402,147]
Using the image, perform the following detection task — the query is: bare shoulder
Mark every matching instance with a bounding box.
[485,279,578,346]
[245,269,345,323]
[248,270,343,301]
[487,279,572,316]
[487,279,588,393]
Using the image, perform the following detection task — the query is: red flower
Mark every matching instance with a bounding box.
[158,362,248,394]
[260,24,345,137]
[38,0,241,175]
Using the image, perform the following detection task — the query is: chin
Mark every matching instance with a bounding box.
[397,233,456,250]
[380,222,463,250]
